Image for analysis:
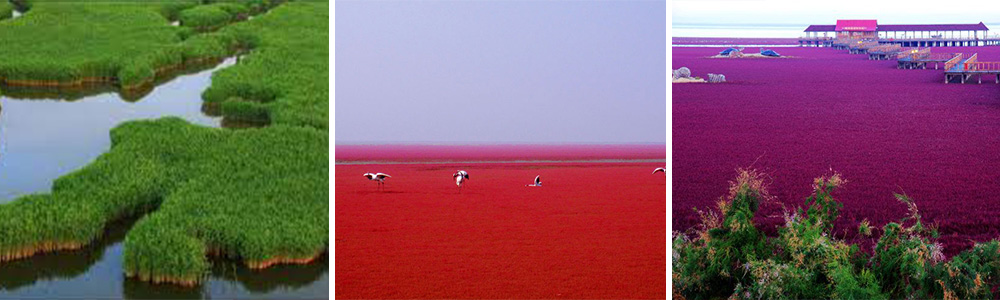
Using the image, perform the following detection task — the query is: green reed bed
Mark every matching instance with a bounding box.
[112,118,327,285]
[0,0,277,90]
[0,117,327,284]
[0,2,190,84]
[201,1,328,128]
[178,2,249,32]
[0,1,328,286]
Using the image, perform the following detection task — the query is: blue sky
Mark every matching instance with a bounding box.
[336,0,666,144]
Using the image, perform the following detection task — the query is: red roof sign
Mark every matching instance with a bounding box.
[835,20,877,32]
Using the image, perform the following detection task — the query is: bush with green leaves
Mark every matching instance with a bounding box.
[0,2,13,20]
[673,169,772,299]
[869,194,943,298]
[730,173,886,300]
[674,169,1000,299]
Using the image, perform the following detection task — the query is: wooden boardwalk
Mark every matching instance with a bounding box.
[848,41,880,54]
[802,35,1000,84]
[867,44,903,60]
[897,49,959,69]
[944,53,1000,84]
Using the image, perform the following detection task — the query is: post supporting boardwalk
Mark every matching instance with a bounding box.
[943,53,1000,84]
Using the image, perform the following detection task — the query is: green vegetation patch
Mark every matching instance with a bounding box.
[0,2,13,21]
[202,1,329,128]
[0,117,327,284]
[0,0,281,89]
[674,170,1000,299]
[0,2,193,84]
[178,3,248,32]
[0,1,329,285]
[0,0,325,128]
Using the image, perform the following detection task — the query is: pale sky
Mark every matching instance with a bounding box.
[673,0,1000,25]
[337,0,666,145]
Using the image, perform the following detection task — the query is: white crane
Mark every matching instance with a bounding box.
[453,170,469,192]
[526,175,542,187]
[653,167,665,174]
[363,172,391,191]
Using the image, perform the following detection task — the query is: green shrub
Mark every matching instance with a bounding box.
[869,194,943,298]
[0,2,13,21]
[933,241,1000,299]
[673,169,772,299]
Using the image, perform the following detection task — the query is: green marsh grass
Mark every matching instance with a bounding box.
[0,116,328,284]
[201,1,328,128]
[178,3,249,32]
[0,0,278,90]
[0,1,328,285]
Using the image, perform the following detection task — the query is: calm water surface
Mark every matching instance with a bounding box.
[0,59,225,201]
[0,217,329,299]
[0,58,328,299]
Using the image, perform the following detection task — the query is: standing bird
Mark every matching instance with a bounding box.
[526,175,542,187]
[453,170,469,192]
[653,167,665,174]
[363,172,391,191]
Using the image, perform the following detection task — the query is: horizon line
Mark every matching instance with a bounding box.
[335,142,666,146]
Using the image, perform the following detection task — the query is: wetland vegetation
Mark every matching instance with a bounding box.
[0,0,328,294]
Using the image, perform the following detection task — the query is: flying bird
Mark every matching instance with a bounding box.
[453,170,469,192]
[653,167,665,174]
[363,172,391,191]
[526,175,542,187]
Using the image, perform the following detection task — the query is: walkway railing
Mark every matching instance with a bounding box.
[962,62,1000,71]
[944,53,965,71]
[926,52,957,60]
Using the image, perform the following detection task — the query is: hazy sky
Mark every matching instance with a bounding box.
[336,0,666,144]
[673,0,1000,25]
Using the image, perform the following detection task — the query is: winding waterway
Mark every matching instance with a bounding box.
[0,57,329,299]
[0,59,226,201]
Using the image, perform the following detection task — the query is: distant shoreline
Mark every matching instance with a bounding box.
[336,144,666,163]
[335,159,665,165]
[672,37,800,46]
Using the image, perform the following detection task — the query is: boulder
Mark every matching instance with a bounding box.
[672,67,691,79]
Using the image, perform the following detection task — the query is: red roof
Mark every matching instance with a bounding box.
[836,20,877,32]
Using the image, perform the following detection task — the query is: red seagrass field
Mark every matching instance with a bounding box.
[674,45,1000,256]
[335,145,665,299]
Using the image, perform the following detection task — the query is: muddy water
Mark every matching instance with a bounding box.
[0,58,328,299]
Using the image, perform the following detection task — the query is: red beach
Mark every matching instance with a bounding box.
[674,45,1000,256]
[335,145,666,299]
